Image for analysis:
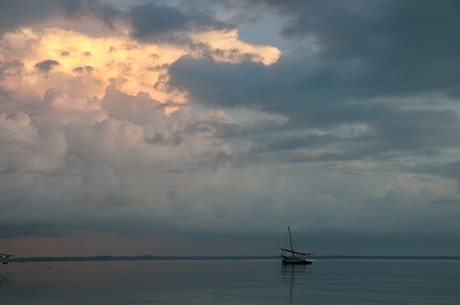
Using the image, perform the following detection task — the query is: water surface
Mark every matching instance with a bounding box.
[1,258,459,304]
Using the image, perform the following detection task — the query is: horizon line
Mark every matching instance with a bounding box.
[6,254,460,263]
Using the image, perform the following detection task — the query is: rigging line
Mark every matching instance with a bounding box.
[289,227,298,251]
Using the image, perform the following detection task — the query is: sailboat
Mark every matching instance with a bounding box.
[1,253,13,265]
[279,226,314,265]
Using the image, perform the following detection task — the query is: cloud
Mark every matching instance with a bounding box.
[167,0,460,164]
[0,0,118,36]
[0,0,460,256]
[128,3,231,44]
[256,0,460,92]
[2,86,457,241]
[72,66,94,74]
[168,58,460,165]
[0,59,24,93]
[0,22,279,105]
[35,59,60,72]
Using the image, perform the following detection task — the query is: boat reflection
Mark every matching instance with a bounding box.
[282,263,313,304]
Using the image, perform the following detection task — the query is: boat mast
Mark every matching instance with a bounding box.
[288,226,294,257]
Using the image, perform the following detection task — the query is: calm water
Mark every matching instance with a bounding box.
[1,258,459,304]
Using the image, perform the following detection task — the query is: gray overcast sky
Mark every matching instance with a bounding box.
[1,0,460,257]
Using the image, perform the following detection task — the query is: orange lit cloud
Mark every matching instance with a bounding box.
[1,26,281,109]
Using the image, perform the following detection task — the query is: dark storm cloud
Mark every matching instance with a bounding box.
[168,0,460,163]
[35,60,60,73]
[0,214,158,238]
[0,1,230,44]
[293,230,460,255]
[409,161,460,189]
[178,0,460,96]
[72,66,94,74]
[258,0,460,94]
[128,3,231,44]
[0,222,68,238]
[169,57,460,162]
[263,0,460,59]
[144,132,183,146]
[0,0,119,36]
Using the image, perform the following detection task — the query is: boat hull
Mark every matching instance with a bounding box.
[282,256,314,265]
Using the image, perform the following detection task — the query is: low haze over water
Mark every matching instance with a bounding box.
[1,258,459,304]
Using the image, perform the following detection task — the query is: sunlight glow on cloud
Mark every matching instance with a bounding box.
[1,26,281,108]
[189,29,281,65]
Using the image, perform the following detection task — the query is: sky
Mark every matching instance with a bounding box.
[1,0,460,257]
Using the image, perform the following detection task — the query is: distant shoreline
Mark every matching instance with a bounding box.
[6,255,460,263]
